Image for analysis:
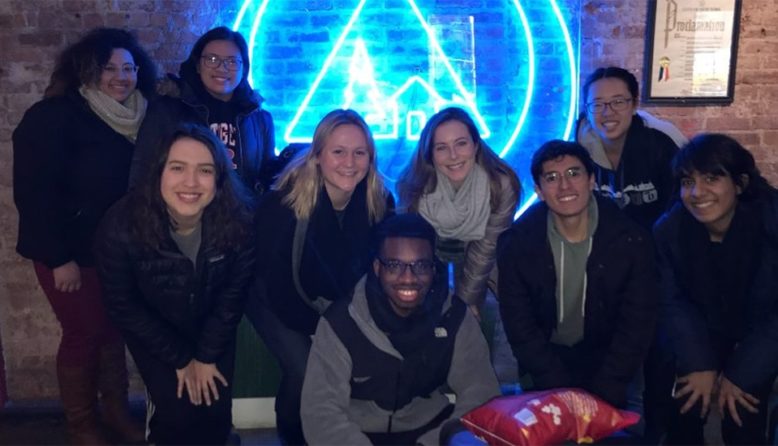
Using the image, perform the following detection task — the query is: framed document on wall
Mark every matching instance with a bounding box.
[644,0,741,104]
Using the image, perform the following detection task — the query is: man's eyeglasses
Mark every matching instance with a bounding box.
[585,97,633,114]
[103,64,139,75]
[541,167,586,185]
[377,258,435,276]
[201,55,243,71]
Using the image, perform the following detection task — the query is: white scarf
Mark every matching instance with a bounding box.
[79,86,147,142]
[418,164,491,241]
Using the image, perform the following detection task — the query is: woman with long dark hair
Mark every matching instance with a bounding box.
[396,107,520,316]
[129,26,275,195]
[13,27,156,444]
[95,124,254,445]
[247,109,393,444]
[655,134,778,444]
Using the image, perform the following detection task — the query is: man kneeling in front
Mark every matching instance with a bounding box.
[301,213,500,445]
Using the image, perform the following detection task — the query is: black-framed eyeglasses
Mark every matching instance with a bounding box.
[377,258,435,276]
[585,97,633,114]
[201,55,243,71]
[102,63,138,75]
[541,167,586,185]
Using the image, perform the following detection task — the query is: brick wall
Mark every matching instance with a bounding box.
[0,0,776,401]
[580,0,778,180]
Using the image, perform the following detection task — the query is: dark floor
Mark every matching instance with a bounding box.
[0,400,281,445]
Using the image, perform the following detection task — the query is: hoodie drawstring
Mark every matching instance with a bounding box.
[558,237,594,323]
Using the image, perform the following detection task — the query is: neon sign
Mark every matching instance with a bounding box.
[230,0,579,211]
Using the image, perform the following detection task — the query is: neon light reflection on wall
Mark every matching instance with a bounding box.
[231,0,579,212]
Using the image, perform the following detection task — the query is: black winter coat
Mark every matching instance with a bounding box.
[252,181,394,335]
[654,192,778,394]
[13,92,136,268]
[94,195,255,369]
[128,77,275,194]
[497,195,658,407]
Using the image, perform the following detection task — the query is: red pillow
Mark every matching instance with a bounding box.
[461,388,640,446]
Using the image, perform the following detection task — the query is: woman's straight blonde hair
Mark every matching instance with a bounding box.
[273,109,389,221]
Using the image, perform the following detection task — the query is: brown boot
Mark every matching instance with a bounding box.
[98,343,145,444]
[58,364,109,445]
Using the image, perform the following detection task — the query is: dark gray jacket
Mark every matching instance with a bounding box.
[301,276,500,445]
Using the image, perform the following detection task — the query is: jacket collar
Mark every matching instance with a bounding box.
[160,73,262,115]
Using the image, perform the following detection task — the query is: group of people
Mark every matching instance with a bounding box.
[11,24,778,446]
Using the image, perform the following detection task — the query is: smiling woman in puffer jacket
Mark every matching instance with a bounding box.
[95,124,255,445]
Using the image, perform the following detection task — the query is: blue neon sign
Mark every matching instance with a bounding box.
[230,0,579,211]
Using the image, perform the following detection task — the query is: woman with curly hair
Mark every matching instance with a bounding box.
[246,109,393,444]
[12,27,156,444]
[396,107,520,317]
[95,124,255,445]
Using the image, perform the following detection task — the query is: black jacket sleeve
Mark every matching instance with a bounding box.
[654,215,719,376]
[260,109,276,164]
[589,229,659,406]
[95,202,195,369]
[13,99,75,268]
[497,229,571,388]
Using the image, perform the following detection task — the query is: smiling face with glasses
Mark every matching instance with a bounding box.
[373,237,435,317]
[98,48,138,103]
[535,155,595,219]
[585,77,638,149]
[197,40,244,101]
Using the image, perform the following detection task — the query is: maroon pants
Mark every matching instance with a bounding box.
[33,262,122,368]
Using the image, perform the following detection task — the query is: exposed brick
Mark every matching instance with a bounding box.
[17,32,61,46]
[727,131,761,146]
[753,117,778,129]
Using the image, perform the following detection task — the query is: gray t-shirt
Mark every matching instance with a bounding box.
[170,222,202,268]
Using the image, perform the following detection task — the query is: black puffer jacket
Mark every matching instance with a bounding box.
[13,92,136,268]
[94,195,255,369]
[128,74,275,195]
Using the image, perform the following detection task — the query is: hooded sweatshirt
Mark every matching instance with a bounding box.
[547,195,599,346]
[576,112,679,229]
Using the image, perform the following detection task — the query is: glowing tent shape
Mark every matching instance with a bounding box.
[284,0,490,143]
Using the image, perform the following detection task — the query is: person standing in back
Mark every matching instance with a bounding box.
[13,27,155,444]
[130,26,275,196]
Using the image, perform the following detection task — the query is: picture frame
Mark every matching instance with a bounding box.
[643,0,741,105]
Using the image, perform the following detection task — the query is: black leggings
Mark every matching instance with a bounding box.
[245,301,311,445]
[127,339,235,445]
[666,338,774,446]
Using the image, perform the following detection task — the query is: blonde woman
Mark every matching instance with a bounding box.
[247,109,393,444]
[396,107,520,316]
